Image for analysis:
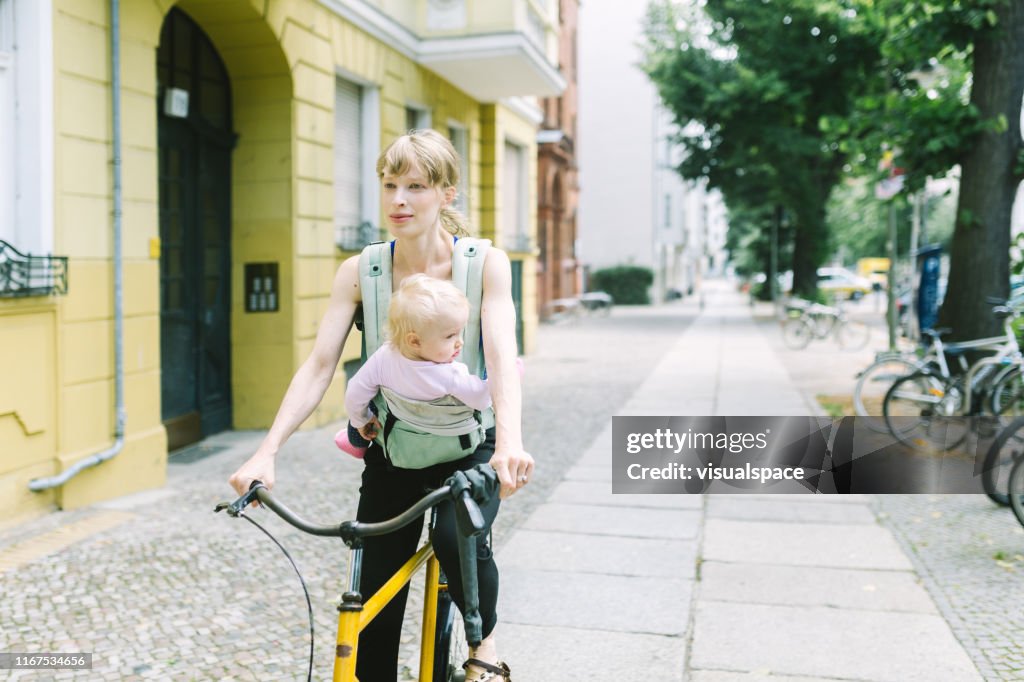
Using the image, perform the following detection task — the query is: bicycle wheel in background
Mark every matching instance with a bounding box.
[434,587,467,682]
[853,355,919,433]
[989,365,1024,417]
[1008,454,1024,528]
[782,318,813,349]
[837,321,870,350]
[883,372,961,451]
[981,416,1024,506]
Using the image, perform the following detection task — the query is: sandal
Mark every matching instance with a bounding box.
[462,658,512,681]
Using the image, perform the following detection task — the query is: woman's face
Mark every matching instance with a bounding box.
[381,164,449,237]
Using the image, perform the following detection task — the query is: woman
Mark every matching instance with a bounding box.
[228,129,532,682]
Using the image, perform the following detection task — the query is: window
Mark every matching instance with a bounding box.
[334,77,380,250]
[0,0,53,255]
[447,123,470,216]
[405,105,430,132]
[502,141,528,251]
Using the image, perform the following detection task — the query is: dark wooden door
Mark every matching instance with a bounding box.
[157,9,233,450]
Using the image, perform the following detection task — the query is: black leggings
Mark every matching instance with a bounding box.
[355,429,500,682]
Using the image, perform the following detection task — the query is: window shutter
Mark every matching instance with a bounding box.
[334,78,363,246]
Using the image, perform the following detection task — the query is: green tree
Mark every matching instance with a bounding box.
[642,0,882,298]
[842,0,1024,338]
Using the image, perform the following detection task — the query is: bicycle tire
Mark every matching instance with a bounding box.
[883,372,963,451]
[854,355,919,433]
[989,365,1024,417]
[837,321,870,350]
[1008,453,1024,528]
[980,416,1024,506]
[782,318,813,349]
[433,588,467,682]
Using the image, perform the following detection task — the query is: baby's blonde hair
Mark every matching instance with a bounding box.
[388,274,469,356]
[377,129,471,237]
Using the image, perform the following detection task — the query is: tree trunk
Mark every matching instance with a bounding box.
[791,200,829,299]
[938,0,1024,340]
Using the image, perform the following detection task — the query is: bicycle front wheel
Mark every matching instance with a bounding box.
[1008,453,1024,528]
[989,365,1024,418]
[837,321,870,350]
[433,588,467,682]
[981,416,1024,506]
[782,318,813,349]
[854,356,919,432]
[883,373,960,451]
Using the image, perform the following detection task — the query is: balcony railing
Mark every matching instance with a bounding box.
[0,239,68,298]
[336,222,384,252]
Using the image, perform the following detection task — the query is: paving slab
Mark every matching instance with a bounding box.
[521,503,700,540]
[699,561,938,614]
[552,480,703,509]
[689,601,982,681]
[500,569,691,636]
[705,497,877,524]
[497,529,698,578]
[499,623,684,682]
[701,518,913,570]
[563,465,611,482]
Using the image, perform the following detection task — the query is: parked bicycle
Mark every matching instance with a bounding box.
[215,464,498,682]
[883,301,1024,454]
[781,298,870,350]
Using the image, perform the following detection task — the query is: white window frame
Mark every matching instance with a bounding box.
[0,0,53,255]
[447,120,470,217]
[404,103,431,132]
[502,138,529,251]
[333,70,380,247]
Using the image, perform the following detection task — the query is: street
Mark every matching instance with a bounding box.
[2,281,1023,680]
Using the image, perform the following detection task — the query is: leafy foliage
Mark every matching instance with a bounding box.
[588,266,655,305]
[642,0,884,296]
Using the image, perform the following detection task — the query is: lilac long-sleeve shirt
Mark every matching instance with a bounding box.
[345,342,491,428]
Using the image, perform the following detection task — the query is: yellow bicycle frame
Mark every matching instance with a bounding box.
[333,541,446,682]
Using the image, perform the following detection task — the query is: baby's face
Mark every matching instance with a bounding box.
[415,310,468,363]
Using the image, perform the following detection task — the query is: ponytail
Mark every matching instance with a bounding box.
[440,206,471,237]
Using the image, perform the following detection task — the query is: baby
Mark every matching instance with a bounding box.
[336,273,491,458]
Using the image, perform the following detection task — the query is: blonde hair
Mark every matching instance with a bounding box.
[377,129,471,237]
[388,274,469,357]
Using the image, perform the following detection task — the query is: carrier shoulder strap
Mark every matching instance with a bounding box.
[358,241,392,360]
[451,238,491,377]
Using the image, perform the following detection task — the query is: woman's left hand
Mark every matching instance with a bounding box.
[489,449,535,499]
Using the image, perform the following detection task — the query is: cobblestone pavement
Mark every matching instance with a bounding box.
[756,304,1024,681]
[0,305,694,682]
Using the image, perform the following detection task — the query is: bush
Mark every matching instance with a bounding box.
[588,265,654,305]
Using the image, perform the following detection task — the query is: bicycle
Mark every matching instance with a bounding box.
[1007,443,1024,528]
[781,299,870,350]
[883,303,1023,454]
[215,464,499,682]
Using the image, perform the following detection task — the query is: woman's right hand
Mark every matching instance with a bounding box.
[228,452,277,507]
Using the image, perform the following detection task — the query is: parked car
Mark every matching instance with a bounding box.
[816,267,873,301]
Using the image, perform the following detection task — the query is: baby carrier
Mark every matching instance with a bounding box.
[356,238,495,469]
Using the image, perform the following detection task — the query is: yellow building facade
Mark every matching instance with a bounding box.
[1,0,564,522]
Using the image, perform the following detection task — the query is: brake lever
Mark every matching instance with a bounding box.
[213,480,265,517]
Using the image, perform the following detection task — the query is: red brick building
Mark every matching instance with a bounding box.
[537,0,581,315]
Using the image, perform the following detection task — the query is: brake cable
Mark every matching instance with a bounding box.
[236,509,315,682]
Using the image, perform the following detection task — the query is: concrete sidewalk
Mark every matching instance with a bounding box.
[498,281,982,681]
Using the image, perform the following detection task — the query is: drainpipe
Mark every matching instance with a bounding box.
[30,0,125,492]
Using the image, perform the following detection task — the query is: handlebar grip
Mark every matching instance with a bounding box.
[455,489,486,537]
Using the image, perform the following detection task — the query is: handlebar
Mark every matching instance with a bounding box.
[215,465,496,547]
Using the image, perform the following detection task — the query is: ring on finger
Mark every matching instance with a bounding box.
[518,475,528,483]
